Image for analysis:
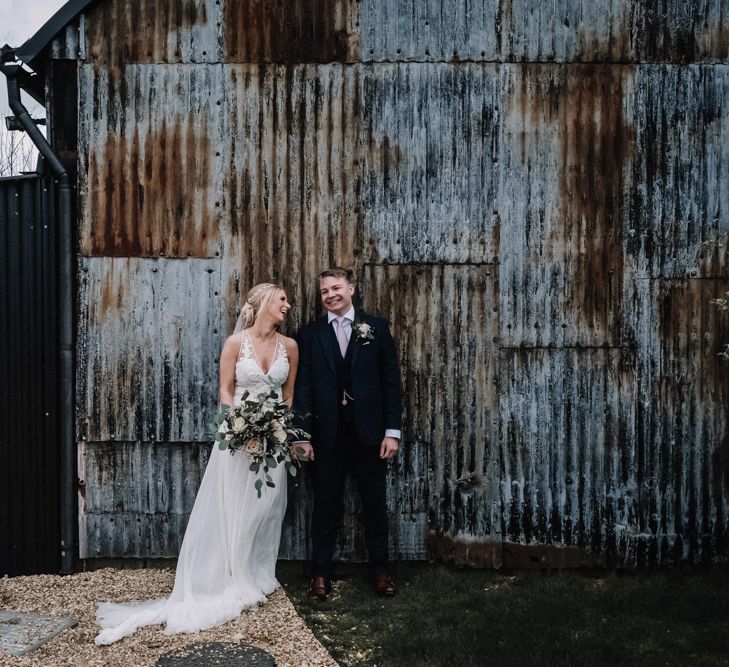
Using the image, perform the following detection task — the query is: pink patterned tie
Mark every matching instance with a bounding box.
[333,317,348,357]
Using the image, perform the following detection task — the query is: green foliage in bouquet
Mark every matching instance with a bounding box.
[212,390,310,498]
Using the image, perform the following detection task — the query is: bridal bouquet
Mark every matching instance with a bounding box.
[213,390,310,498]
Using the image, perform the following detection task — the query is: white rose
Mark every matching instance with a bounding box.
[232,417,246,433]
[273,426,288,443]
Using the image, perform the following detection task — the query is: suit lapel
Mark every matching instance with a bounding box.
[350,310,366,372]
[317,316,337,373]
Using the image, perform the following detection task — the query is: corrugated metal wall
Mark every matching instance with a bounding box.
[54,0,729,566]
[0,175,61,575]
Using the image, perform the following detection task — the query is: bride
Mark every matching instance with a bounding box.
[95,283,299,645]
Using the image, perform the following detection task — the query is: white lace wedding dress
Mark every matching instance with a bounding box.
[95,333,290,645]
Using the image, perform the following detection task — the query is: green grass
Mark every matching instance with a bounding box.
[278,561,729,667]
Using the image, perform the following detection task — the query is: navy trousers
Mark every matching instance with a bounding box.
[310,415,389,579]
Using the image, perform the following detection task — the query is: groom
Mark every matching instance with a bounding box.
[294,267,402,599]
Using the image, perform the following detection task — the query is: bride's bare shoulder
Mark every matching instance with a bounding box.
[221,332,245,355]
[280,335,298,356]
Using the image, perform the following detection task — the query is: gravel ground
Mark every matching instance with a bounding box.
[0,568,337,667]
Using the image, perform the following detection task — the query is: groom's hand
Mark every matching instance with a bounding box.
[379,437,399,460]
[292,441,315,461]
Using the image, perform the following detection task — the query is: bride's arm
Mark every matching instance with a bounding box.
[218,335,240,406]
[281,337,299,407]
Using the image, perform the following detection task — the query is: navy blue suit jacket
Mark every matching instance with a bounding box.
[294,310,402,454]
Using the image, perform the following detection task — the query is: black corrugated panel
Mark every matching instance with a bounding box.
[0,174,60,576]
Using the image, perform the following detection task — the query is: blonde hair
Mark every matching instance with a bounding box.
[233,282,281,332]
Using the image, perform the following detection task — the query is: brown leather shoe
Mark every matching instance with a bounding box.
[374,573,396,596]
[308,576,331,601]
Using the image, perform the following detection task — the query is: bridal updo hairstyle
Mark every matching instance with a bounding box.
[236,282,282,331]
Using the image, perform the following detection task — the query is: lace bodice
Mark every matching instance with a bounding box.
[234,332,289,403]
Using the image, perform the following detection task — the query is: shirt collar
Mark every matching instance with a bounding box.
[327,306,355,323]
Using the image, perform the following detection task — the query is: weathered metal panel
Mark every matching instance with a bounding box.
[629,66,729,280]
[0,176,61,575]
[84,0,221,66]
[77,63,225,258]
[222,0,361,63]
[50,22,83,60]
[221,62,498,319]
[76,257,223,442]
[500,348,638,565]
[220,64,363,332]
[360,64,500,264]
[631,279,729,565]
[63,0,729,566]
[72,1,729,66]
[364,264,501,562]
[499,64,634,348]
[79,441,211,558]
[358,0,729,63]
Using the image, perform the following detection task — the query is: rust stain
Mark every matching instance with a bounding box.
[87,116,213,257]
[87,0,210,66]
[557,66,632,340]
[427,532,503,569]
[658,280,729,368]
[99,261,125,313]
[223,0,360,63]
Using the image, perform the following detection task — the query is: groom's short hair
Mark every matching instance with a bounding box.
[319,267,354,284]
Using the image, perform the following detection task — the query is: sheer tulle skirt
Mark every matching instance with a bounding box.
[95,444,287,645]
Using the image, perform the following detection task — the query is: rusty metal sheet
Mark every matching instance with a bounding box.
[360,64,500,264]
[58,0,729,568]
[357,0,729,63]
[628,66,729,280]
[500,348,638,565]
[364,264,501,548]
[53,1,729,65]
[499,64,634,347]
[79,441,211,558]
[222,0,360,63]
[220,64,364,332]
[76,257,223,442]
[220,62,498,318]
[84,0,221,66]
[631,279,729,565]
[77,63,225,258]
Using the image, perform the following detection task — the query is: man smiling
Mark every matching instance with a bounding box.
[294,267,402,599]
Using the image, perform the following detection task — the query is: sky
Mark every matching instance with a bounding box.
[0,0,67,46]
[0,0,67,112]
